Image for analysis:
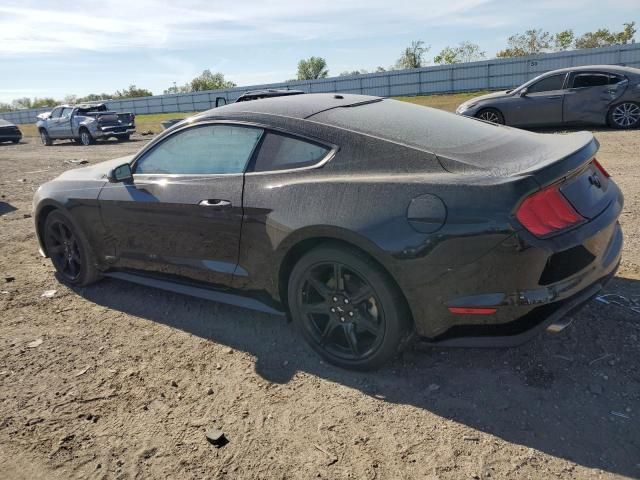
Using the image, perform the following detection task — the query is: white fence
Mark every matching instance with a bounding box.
[3,43,640,125]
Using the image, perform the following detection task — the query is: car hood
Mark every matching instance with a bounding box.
[55,155,134,181]
[457,90,511,110]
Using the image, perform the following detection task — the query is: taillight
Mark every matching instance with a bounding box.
[516,184,584,237]
[592,158,610,178]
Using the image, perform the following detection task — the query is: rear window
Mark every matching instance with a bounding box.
[572,74,609,88]
[252,132,329,172]
[310,98,516,155]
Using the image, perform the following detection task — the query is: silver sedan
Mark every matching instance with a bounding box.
[457,65,640,129]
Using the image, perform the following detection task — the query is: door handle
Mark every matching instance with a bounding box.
[199,199,232,208]
[546,95,562,99]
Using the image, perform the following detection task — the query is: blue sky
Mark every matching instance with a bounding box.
[0,0,637,102]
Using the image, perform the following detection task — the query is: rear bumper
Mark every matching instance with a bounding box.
[95,126,135,137]
[419,212,623,347]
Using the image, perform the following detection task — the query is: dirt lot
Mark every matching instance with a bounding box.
[1,127,639,480]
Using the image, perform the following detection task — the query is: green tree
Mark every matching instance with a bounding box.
[434,41,485,64]
[297,57,329,80]
[113,85,153,98]
[496,29,553,57]
[553,30,575,51]
[575,22,636,49]
[339,69,368,76]
[396,40,429,69]
[189,70,236,92]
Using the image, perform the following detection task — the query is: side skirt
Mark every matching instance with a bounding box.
[104,271,285,316]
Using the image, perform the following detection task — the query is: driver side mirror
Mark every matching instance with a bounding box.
[519,87,528,97]
[107,163,133,183]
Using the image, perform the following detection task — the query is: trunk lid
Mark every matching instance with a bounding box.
[437,129,614,222]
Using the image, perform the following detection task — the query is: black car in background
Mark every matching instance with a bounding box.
[235,88,304,102]
[33,94,623,369]
[457,65,640,129]
[0,119,22,143]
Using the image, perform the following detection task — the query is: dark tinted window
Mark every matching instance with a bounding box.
[572,74,609,88]
[527,74,566,93]
[609,74,625,85]
[135,124,263,175]
[252,133,330,172]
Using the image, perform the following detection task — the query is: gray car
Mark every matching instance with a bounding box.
[36,103,135,146]
[456,65,640,129]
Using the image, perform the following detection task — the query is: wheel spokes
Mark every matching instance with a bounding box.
[305,273,331,298]
[343,323,359,355]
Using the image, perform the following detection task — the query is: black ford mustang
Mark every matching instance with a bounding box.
[33,94,623,369]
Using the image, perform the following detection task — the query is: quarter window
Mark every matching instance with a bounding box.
[252,132,330,172]
[134,124,263,175]
[572,74,609,88]
[527,74,566,93]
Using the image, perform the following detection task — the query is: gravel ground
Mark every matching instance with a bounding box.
[0,130,639,480]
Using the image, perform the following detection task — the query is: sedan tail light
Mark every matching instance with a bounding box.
[592,158,610,178]
[516,184,584,237]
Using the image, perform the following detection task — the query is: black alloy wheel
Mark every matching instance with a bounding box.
[43,211,100,286]
[289,245,410,370]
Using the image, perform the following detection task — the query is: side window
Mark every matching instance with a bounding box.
[134,124,263,175]
[572,74,609,88]
[60,107,74,119]
[527,74,566,93]
[609,74,625,85]
[49,107,63,119]
[252,132,330,172]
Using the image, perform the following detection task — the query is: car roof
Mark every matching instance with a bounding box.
[201,93,383,120]
[544,64,640,75]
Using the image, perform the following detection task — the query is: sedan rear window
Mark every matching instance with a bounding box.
[252,133,330,172]
[572,74,609,88]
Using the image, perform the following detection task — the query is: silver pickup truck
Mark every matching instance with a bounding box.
[36,103,135,146]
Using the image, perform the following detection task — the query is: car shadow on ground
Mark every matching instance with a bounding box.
[0,202,17,216]
[79,275,640,477]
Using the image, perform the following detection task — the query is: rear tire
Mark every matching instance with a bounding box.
[608,102,640,129]
[288,244,411,370]
[43,211,101,287]
[40,129,52,146]
[476,108,505,125]
[79,129,95,146]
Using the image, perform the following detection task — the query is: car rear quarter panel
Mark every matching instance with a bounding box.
[234,130,536,337]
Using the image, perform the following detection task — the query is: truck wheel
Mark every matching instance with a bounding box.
[79,129,95,146]
[116,134,131,142]
[40,129,52,146]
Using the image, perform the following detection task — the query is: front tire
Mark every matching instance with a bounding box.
[288,244,411,370]
[43,211,101,287]
[79,129,95,146]
[476,108,505,125]
[116,134,131,142]
[608,102,640,129]
[40,129,52,146]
